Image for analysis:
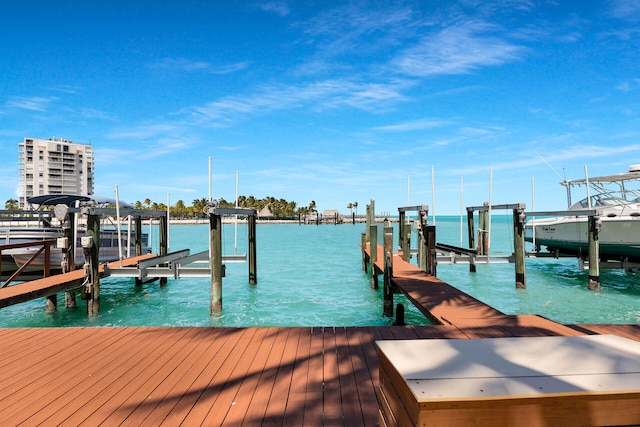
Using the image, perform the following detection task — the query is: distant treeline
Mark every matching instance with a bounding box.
[133,196,318,219]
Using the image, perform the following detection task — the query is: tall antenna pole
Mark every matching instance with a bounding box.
[235,170,239,255]
[431,166,436,225]
[487,166,493,258]
[208,157,212,203]
[460,176,463,246]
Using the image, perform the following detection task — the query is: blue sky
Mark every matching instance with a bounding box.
[1,0,640,215]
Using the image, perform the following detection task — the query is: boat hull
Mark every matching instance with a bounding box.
[525,216,640,261]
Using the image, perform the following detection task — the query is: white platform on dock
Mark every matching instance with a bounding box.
[377,335,640,426]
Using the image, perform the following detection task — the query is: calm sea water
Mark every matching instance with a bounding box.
[1,216,638,327]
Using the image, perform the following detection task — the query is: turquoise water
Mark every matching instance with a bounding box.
[1,216,638,327]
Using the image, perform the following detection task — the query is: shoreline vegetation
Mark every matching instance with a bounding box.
[0,215,398,228]
[4,195,397,225]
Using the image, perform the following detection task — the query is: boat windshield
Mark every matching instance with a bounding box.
[572,195,628,209]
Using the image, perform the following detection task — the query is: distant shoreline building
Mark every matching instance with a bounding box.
[18,137,94,207]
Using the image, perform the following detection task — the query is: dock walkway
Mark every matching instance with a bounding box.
[365,243,581,336]
[0,245,638,425]
[0,254,156,308]
[0,324,638,426]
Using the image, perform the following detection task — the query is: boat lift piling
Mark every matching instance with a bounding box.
[206,202,257,314]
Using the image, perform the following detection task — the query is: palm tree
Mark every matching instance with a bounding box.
[5,198,19,210]
[347,202,353,215]
[353,201,358,217]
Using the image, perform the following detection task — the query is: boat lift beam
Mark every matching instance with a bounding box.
[103,248,249,280]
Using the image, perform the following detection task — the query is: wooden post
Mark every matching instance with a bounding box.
[64,211,76,308]
[425,225,437,276]
[467,208,475,249]
[478,209,487,255]
[404,220,412,262]
[417,211,428,270]
[369,224,378,289]
[44,237,56,312]
[86,213,101,316]
[513,208,526,289]
[393,303,405,326]
[398,210,406,258]
[210,213,223,313]
[383,232,394,317]
[159,214,168,286]
[361,232,368,273]
[134,215,143,286]
[587,215,600,291]
[248,214,257,285]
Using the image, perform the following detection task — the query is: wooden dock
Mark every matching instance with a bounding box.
[0,323,638,426]
[0,244,638,425]
[0,253,156,309]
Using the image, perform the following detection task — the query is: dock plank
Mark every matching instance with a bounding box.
[0,325,637,425]
[263,327,300,425]
[282,326,312,426]
[120,327,225,426]
[221,326,277,425]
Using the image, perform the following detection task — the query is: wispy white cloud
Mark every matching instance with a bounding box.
[255,1,291,17]
[152,58,250,74]
[374,118,451,132]
[609,0,640,21]
[6,96,56,111]
[76,107,117,121]
[182,78,412,126]
[617,78,640,91]
[109,123,183,140]
[392,21,526,76]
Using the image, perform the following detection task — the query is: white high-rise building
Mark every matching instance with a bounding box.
[18,137,94,207]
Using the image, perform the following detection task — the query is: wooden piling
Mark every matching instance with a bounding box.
[369,224,378,289]
[398,211,406,259]
[393,303,405,326]
[86,213,101,316]
[513,207,526,289]
[134,215,143,287]
[45,236,56,312]
[209,213,223,313]
[467,208,475,250]
[159,215,168,286]
[361,232,367,273]
[587,215,601,291]
[383,231,394,317]
[401,218,411,262]
[467,209,477,272]
[64,211,76,309]
[478,208,489,255]
[425,225,437,276]
[248,214,257,285]
[416,211,427,271]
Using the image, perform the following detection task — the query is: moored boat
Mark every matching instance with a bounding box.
[525,165,640,262]
[1,194,149,277]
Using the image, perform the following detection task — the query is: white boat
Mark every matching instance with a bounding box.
[9,229,149,272]
[0,222,59,274]
[1,194,149,275]
[525,165,640,262]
